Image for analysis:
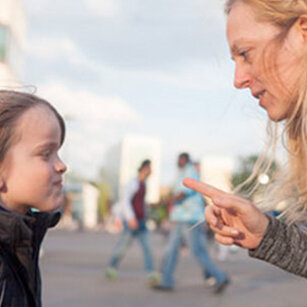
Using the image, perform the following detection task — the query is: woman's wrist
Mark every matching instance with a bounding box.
[256,213,270,246]
[250,214,272,252]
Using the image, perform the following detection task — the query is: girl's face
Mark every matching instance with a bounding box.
[0,106,67,213]
[226,2,304,121]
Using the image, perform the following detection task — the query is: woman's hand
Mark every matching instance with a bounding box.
[183,178,269,249]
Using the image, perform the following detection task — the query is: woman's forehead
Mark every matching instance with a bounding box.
[226,2,280,50]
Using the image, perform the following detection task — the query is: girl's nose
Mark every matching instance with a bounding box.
[55,156,67,174]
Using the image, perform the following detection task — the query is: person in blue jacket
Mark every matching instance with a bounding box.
[153,153,229,293]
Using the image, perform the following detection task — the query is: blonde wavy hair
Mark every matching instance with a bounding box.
[225,0,307,223]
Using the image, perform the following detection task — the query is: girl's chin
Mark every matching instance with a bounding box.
[35,199,64,212]
[49,201,64,212]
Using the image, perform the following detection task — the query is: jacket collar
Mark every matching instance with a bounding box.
[0,206,61,248]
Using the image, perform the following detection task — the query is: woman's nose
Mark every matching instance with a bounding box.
[234,62,252,89]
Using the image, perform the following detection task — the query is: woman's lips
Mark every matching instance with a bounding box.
[259,94,265,108]
[252,90,266,108]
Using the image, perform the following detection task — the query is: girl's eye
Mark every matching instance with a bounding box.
[41,150,52,159]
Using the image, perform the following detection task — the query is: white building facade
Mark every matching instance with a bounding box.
[200,156,234,199]
[0,0,26,84]
[119,134,162,204]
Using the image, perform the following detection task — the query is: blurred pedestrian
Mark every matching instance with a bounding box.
[106,160,159,286]
[153,153,229,293]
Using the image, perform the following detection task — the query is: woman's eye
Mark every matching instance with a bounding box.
[239,50,250,62]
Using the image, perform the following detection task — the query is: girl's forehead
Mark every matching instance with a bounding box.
[19,105,56,125]
[15,106,61,142]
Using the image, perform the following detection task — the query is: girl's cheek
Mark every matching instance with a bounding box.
[39,161,53,179]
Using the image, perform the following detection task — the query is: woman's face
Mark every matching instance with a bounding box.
[227,2,304,121]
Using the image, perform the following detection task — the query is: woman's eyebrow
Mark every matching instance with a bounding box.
[231,43,239,55]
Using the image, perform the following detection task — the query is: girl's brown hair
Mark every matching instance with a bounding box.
[0,90,65,163]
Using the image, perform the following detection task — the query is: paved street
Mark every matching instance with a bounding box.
[41,229,306,307]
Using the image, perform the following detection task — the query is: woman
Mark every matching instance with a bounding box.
[184,0,307,278]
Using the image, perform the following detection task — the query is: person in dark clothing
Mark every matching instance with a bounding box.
[0,90,66,306]
[106,160,159,286]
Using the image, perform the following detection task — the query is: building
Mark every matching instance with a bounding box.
[200,155,234,200]
[0,0,26,84]
[119,134,162,203]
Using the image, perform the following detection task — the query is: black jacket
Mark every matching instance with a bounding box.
[0,207,60,306]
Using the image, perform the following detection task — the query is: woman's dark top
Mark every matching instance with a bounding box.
[249,215,307,278]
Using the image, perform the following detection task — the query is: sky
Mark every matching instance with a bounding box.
[22,0,269,185]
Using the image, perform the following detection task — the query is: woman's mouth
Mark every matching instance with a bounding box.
[259,92,266,108]
[252,90,266,108]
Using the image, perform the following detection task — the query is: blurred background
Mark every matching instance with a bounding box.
[0,0,305,306]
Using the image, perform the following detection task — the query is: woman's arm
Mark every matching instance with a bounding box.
[183,178,307,278]
[249,215,307,277]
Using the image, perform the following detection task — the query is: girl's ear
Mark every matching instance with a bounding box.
[0,177,5,191]
[297,15,307,40]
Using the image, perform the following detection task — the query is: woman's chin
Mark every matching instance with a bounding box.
[266,108,288,122]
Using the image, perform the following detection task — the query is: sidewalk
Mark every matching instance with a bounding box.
[41,230,307,307]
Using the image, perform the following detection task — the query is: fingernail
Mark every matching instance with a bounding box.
[213,197,222,204]
[231,229,239,236]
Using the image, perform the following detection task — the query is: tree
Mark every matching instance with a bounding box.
[92,167,113,224]
[231,154,278,199]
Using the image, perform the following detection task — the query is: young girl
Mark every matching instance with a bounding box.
[184,0,307,278]
[0,90,66,306]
